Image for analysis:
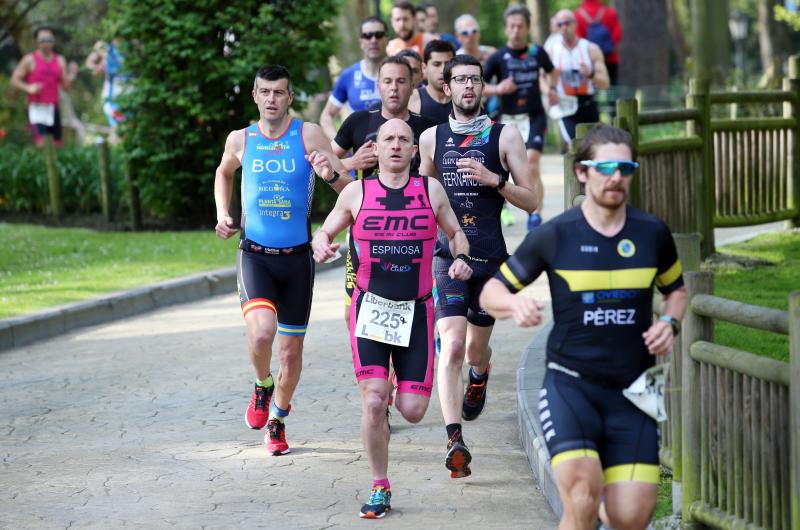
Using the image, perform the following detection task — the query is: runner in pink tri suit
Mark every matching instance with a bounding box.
[11,26,78,146]
[310,118,472,519]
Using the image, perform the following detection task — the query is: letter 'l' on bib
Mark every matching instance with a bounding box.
[355,292,415,347]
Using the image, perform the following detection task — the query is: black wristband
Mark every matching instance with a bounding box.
[455,253,470,263]
[495,173,508,190]
[324,171,340,185]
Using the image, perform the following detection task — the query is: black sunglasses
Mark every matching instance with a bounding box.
[361,31,387,40]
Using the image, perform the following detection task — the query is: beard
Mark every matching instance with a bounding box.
[591,186,628,209]
[399,28,414,41]
[454,97,481,118]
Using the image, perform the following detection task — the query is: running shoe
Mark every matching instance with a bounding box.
[462,363,491,421]
[500,205,516,226]
[527,212,542,231]
[445,433,472,478]
[265,418,290,455]
[359,485,392,519]
[245,383,273,430]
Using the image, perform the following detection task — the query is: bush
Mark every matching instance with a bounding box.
[0,144,127,215]
[110,0,340,225]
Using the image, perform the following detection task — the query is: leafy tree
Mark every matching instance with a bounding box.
[110,0,339,224]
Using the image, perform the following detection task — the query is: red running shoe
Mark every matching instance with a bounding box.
[266,418,291,455]
[245,383,273,430]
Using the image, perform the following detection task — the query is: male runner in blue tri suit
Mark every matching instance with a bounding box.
[480,124,687,530]
[214,65,350,456]
[418,54,538,478]
[320,16,388,140]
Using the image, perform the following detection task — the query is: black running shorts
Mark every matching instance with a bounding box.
[237,247,314,336]
[349,286,434,397]
[433,256,498,327]
[539,368,659,484]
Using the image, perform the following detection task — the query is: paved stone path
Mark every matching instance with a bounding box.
[0,158,566,529]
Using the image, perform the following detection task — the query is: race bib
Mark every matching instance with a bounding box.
[355,292,415,347]
[28,103,55,126]
[623,363,668,422]
[501,113,530,143]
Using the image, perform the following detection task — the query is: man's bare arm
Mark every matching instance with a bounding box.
[417,127,438,178]
[319,99,343,141]
[588,44,610,90]
[214,130,244,239]
[499,126,539,213]
[10,55,35,94]
[303,122,353,193]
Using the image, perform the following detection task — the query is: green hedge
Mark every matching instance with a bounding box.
[0,144,128,215]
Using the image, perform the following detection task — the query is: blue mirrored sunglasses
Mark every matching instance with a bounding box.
[579,160,639,176]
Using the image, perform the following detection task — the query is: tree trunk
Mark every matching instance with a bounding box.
[690,0,730,85]
[526,0,549,45]
[333,0,372,68]
[667,0,690,72]
[758,0,791,88]
[616,0,671,86]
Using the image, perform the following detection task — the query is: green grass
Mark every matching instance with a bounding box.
[654,466,673,521]
[707,231,799,362]
[0,223,342,318]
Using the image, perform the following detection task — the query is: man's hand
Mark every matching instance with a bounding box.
[307,150,335,181]
[311,230,341,263]
[547,88,559,107]
[448,258,473,280]
[457,157,502,187]
[27,82,42,95]
[496,76,517,95]
[215,215,238,239]
[349,140,378,170]
[67,61,80,81]
[643,320,675,356]
[508,295,544,327]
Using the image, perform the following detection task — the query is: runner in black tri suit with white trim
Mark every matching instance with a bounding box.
[332,56,437,325]
[484,4,559,231]
[408,39,455,124]
[418,54,538,479]
[480,124,688,530]
[214,65,350,457]
[311,119,472,520]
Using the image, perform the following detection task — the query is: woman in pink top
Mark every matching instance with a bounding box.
[11,26,78,147]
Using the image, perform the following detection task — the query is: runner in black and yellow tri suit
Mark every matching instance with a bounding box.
[480,124,687,530]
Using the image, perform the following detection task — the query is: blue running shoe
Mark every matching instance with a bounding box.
[527,212,542,231]
[360,486,392,519]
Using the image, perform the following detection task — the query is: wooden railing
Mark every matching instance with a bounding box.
[678,272,799,529]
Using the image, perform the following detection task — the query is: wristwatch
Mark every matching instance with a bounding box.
[659,315,681,336]
[455,253,471,263]
[495,172,508,191]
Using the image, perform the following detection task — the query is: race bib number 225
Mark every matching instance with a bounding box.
[355,292,415,347]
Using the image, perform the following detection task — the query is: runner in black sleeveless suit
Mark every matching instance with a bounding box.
[418,54,538,479]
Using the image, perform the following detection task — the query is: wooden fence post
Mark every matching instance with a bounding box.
[125,161,142,231]
[667,233,702,513]
[615,98,640,208]
[681,271,714,526]
[784,55,800,228]
[790,290,800,529]
[564,123,595,209]
[42,136,62,217]
[686,78,715,258]
[96,137,113,222]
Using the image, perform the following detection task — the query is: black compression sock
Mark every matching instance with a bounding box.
[446,423,462,440]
